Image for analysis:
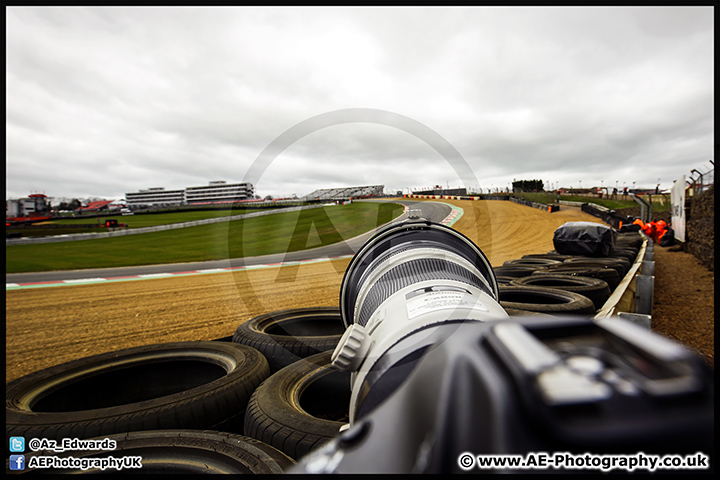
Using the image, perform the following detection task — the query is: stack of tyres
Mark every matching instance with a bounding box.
[509,275,611,311]
[487,228,644,321]
[492,265,540,278]
[225,308,351,460]
[494,254,609,316]
[5,307,352,474]
[616,232,644,250]
[494,257,562,279]
[502,258,564,268]
[562,256,631,278]
[509,231,645,316]
[498,284,596,317]
[231,307,345,372]
[495,275,517,285]
[243,351,349,461]
[532,263,621,291]
[6,226,649,471]
[521,252,574,262]
[222,307,353,460]
[5,342,270,441]
[612,232,642,256]
[5,342,301,473]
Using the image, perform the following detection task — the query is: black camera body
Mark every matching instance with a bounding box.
[293,218,713,473]
[294,316,713,474]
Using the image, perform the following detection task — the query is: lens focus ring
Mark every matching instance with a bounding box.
[356,257,492,327]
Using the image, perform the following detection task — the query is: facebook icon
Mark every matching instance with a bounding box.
[9,455,25,471]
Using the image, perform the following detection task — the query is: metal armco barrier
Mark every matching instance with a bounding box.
[483,195,511,201]
[634,275,655,316]
[559,200,585,207]
[404,194,483,201]
[508,196,558,212]
[403,194,557,211]
[581,202,624,229]
[644,244,654,261]
[595,232,653,321]
[6,204,326,245]
[618,312,652,330]
[642,260,655,276]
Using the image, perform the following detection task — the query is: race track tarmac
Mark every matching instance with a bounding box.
[6,199,603,382]
[5,200,449,285]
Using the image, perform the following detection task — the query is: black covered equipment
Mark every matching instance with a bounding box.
[552,221,616,257]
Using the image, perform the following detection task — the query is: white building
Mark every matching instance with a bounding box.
[184,181,254,204]
[108,199,127,211]
[6,194,50,219]
[125,182,255,209]
[125,187,185,209]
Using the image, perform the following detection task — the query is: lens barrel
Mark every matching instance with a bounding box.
[336,217,507,422]
[340,218,500,328]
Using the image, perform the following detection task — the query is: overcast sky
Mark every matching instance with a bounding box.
[6,7,714,201]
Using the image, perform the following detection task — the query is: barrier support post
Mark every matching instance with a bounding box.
[635,275,654,316]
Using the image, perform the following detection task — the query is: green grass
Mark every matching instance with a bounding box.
[6,209,278,238]
[559,195,635,210]
[44,208,275,228]
[514,192,671,212]
[6,202,403,273]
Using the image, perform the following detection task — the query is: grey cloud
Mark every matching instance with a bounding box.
[5,7,714,200]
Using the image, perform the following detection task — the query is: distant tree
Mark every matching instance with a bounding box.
[58,201,69,210]
[68,199,81,210]
[512,179,544,193]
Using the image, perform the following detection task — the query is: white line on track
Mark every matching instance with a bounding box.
[63,278,108,283]
[7,202,458,290]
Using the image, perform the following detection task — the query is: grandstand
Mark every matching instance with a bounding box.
[302,185,384,201]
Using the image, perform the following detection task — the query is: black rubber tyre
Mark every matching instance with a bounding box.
[492,265,539,278]
[495,275,516,285]
[616,235,642,244]
[610,248,639,263]
[498,285,596,316]
[244,351,349,460]
[503,308,558,318]
[212,335,234,342]
[503,258,563,267]
[614,245,638,255]
[534,264,621,291]
[5,342,269,442]
[521,253,574,262]
[232,307,345,372]
[616,234,643,249]
[16,430,295,474]
[510,275,611,310]
[562,257,630,278]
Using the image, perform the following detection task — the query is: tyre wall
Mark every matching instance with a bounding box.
[580,203,613,227]
[508,196,559,212]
